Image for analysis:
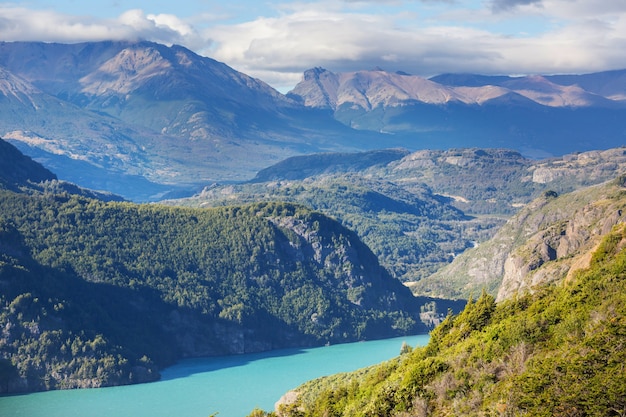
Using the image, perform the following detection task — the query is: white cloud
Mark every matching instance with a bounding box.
[0,6,204,46]
[201,0,626,89]
[0,0,625,91]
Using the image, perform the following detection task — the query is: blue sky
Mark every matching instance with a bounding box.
[2,0,626,91]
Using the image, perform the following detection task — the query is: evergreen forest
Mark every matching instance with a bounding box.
[0,180,461,392]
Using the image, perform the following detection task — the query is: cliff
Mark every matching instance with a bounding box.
[412,176,626,300]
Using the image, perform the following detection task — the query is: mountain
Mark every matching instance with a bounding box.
[0,135,56,190]
[0,41,379,201]
[173,147,626,289]
[251,148,410,182]
[0,143,467,393]
[2,41,626,201]
[432,69,626,102]
[265,222,626,416]
[0,138,123,201]
[289,67,626,158]
[167,170,475,284]
[412,178,626,299]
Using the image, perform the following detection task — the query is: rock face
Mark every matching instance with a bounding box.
[496,184,626,301]
[415,178,626,301]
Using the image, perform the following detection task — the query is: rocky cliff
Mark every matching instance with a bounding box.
[411,177,626,300]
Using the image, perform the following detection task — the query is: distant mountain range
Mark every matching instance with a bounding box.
[288,67,626,157]
[2,41,626,200]
[0,41,375,200]
[290,67,626,109]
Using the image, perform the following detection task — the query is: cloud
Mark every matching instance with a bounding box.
[490,0,543,13]
[1,0,626,92]
[0,6,204,47]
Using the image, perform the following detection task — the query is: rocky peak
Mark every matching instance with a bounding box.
[302,67,330,81]
[80,44,172,95]
[0,67,40,98]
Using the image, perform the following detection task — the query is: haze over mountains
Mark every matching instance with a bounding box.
[1,40,626,200]
[0,41,377,200]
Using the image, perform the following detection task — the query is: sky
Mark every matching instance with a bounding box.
[1,0,626,92]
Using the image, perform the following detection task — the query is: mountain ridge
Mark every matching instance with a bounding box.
[290,67,626,110]
[3,41,626,201]
[0,41,378,200]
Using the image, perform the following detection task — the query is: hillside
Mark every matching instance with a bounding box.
[0,138,123,201]
[167,171,486,283]
[0,136,56,190]
[413,177,626,300]
[256,221,626,417]
[0,143,471,393]
[172,147,626,288]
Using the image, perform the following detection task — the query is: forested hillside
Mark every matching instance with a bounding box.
[259,222,626,417]
[0,138,123,201]
[0,185,462,393]
[173,174,481,282]
[179,147,626,291]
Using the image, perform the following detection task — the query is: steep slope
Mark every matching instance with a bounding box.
[288,68,464,110]
[263,224,626,417]
[173,147,626,288]
[0,144,443,393]
[413,177,626,300]
[0,62,196,200]
[0,193,435,393]
[167,171,481,284]
[0,136,56,190]
[251,148,410,182]
[0,138,122,201]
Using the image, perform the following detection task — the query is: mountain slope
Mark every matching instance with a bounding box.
[0,144,449,393]
[289,68,626,157]
[167,169,482,284]
[263,223,626,417]
[0,41,378,200]
[0,136,56,190]
[0,193,436,393]
[411,177,626,300]
[177,147,626,289]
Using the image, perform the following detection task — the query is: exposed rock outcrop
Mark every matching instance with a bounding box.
[416,177,626,301]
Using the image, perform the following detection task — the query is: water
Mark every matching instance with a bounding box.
[0,334,428,417]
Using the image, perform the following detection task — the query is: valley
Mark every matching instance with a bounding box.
[1,39,625,416]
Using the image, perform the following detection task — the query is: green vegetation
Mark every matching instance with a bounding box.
[178,147,626,288]
[255,225,626,416]
[172,174,499,283]
[0,187,439,393]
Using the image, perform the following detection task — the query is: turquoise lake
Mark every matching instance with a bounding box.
[0,334,429,417]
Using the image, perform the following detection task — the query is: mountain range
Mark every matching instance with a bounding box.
[2,41,626,200]
[170,146,626,294]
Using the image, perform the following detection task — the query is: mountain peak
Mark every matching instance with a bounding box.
[303,67,331,80]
